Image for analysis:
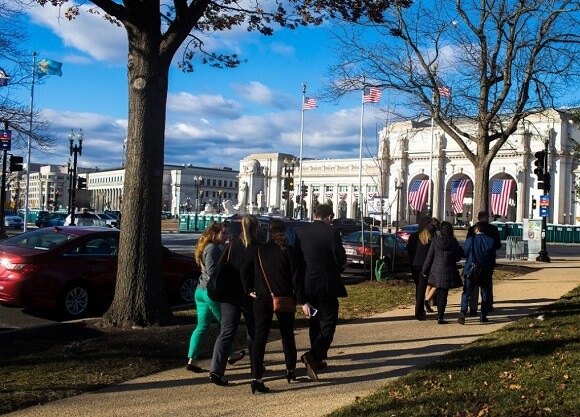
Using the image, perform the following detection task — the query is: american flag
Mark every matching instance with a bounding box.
[363,87,382,103]
[408,180,430,211]
[491,179,514,217]
[303,97,317,110]
[438,84,451,98]
[450,179,469,214]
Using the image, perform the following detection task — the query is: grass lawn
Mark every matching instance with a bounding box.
[2,266,569,416]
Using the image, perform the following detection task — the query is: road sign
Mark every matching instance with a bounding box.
[0,129,11,151]
[539,195,549,217]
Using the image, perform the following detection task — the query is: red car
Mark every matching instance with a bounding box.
[396,224,419,243]
[0,227,200,318]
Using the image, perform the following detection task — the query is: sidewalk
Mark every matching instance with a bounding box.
[8,261,580,417]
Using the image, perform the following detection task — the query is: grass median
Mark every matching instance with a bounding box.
[0,266,548,415]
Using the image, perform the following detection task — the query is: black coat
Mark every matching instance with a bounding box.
[407,231,432,269]
[241,241,304,304]
[294,220,347,298]
[421,235,463,289]
[219,237,260,303]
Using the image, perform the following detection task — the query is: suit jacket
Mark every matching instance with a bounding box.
[407,231,432,269]
[294,220,347,298]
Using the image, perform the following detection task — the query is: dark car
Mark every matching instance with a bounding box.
[342,230,410,271]
[396,224,419,243]
[331,218,372,237]
[0,227,200,318]
[34,211,51,227]
[35,212,68,228]
[222,215,312,246]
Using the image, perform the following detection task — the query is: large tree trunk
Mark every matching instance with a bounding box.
[102,22,172,327]
[472,160,491,225]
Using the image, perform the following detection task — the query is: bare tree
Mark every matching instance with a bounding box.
[38,0,405,327]
[327,0,580,218]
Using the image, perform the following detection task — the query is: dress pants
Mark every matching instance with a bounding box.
[435,288,449,321]
[307,296,339,362]
[210,299,254,376]
[412,266,428,317]
[188,288,222,359]
[251,298,297,380]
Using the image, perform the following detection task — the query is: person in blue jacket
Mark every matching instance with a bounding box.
[459,222,496,324]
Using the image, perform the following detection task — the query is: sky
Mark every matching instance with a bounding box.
[3,2,388,172]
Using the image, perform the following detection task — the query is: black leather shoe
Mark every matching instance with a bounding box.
[228,350,245,366]
[251,379,270,394]
[480,316,490,323]
[209,372,229,386]
[469,309,478,317]
[415,314,427,321]
[424,301,434,313]
[286,369,296,383]
[186,363,203,373]
[437,319,448,324]
[458,313,466,325]
[301,352,319,381]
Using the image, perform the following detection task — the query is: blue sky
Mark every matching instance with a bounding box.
[4,3,387,171]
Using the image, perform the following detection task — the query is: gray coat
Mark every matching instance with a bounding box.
[421,235,463,289]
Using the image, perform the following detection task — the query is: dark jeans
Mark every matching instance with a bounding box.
[412,266,428,317]
[306,296,339,362]
[251,298,296,380]
[461,277,492,316]
[435,288,449,320]
[210,298,255,376]
[469,275,494,311]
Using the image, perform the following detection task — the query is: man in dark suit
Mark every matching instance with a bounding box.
[295,204,347,381]
[466,210,501,314]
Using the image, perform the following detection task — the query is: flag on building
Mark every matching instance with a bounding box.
[0,67,10,86]
[450,179,469,214]
[408,179,429,211]
[363,87,382,103]
[438,84,451,98]
[303,97,317,110]
[491,179,514,217]
[37,59,63,77]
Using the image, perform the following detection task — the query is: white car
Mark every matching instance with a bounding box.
[4,215,24,229]
[64,212,108,227]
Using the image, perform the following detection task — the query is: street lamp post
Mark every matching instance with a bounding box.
[193,175,203,232]
[283,157,296,218]
[68,129,84,226]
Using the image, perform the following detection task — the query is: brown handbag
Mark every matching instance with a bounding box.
[257,249,296,313]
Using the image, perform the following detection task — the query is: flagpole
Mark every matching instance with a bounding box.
[359,88,365,223]
[23,52,37,233]
[428,115,434,217]
[298,83,306,219]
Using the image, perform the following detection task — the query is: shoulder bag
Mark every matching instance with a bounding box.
[465,236,491,286]
[207,241,238,302]
[257,249,296,313]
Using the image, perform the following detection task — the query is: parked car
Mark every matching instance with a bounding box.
[222,215,312,246]
[35,212,68,228]
[0,226,200,318]
[34,211,51,227]
[64,212,115,227]
[331,218,372,237]
[4,215,24,229]
[342,230,410,271]
[396,224,419,243]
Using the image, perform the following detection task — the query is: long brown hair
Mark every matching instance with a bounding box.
[240,215,258,248]
[268,219,289,251]
[194,221,225,267]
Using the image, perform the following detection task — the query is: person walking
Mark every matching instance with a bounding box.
[186,222,228,374]
[459,222,496,324]
[241,219,304,394]
[465,210,501,315]
[406,216,434,320]
[421,221,464,324]
[294,204,347,381]
[208,215,259,386]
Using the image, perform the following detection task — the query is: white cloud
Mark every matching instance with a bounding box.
[167,92,241,119]
[231,81,293,107]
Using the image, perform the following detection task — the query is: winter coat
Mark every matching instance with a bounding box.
[407,231,432,269]
[462,233,496,276]
[421,235,463,289]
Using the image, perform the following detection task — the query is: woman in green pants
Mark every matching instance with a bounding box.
[186,222,229,373]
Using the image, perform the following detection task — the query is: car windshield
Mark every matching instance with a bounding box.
[96,213,115,220]
[1,229,77,250]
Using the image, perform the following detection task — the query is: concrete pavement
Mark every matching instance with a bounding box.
[7,259,580,417]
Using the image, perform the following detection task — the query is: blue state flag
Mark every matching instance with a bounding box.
[0,67,10,86]
[37,59,63,77]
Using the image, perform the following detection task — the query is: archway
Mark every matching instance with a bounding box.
[489,174,518,222]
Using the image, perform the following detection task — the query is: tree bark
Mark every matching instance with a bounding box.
[102,21,172,327]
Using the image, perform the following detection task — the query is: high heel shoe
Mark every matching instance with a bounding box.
[251,379,270,394]
[227,350,245,366]
[209,372,229,386]
[286,369,296,384]
[424,300,434,313]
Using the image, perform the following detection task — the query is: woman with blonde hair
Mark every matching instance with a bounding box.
[186,221,228,374]
[406,216,434,320]
[208,215,259,386]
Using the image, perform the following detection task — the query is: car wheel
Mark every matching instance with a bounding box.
[58,282,93,318]
[178,273,199,304]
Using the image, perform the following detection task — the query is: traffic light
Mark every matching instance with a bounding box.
[533,150,545,189]
[543,172,551,193]
[283,177,290,190]
[288,177,294,189]
[54,191,60,208]
[77,177,87,189]
[282,190,289,200]
[532,198,537,210]
[301,184,308,198]
[9,155,23,172]
[296,195,301,204]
